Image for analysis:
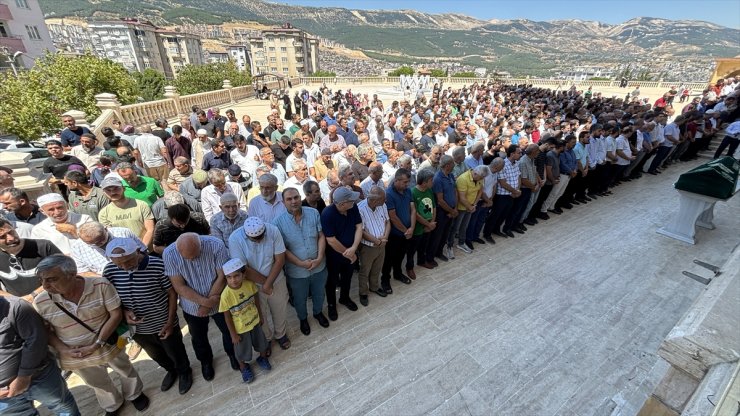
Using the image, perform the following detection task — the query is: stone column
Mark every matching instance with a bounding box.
[164,85,181,116]
[223,79,234,103]
[0,151,50,201]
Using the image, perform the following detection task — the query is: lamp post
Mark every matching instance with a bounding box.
[0,47,23,77]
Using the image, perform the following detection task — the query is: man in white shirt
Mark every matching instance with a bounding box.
[230,135,261,182]
[283,160,316,199]
[356,186,390,305]
[70,133,104,171]
[247,173,287,223]
[360,162,384,196]
[200,169,247,222]
[31,193,92,255]
[133,125,171,183]
[285,139,315,177]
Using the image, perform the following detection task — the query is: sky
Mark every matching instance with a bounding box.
[271,0,740,29]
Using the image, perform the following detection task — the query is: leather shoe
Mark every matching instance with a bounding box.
[436,254,449,262]
[229,354,239,371]
[394,275,411,284]
[536,212,550,220]
[406,269,416,280]
[493,231,507,238]
[518,224,527,231]
[473,238,486,244]
[548,208,563,215]
[327,305,338,321]
[429,260,439,267]
[314,312,330,328]
[178,370,193,395]
[339,297,358,311]
[201,362,215,381]
[161,371,177,392]
[299,319,311,335]
[382,283,393,294]
[131,393,150,412]
[419,262,435,270]
[512,227,525,234]
[504,230,515,238]
[523,218,537,226]
[359,295,369,306]
[484,235,495,244]
[561,203,573,209]
[374,288,388,297]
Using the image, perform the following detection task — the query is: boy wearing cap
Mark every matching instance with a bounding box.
[103,238,193,395]
[219,258,271,383]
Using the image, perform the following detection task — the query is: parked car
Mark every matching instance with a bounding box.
[0,135,50,176]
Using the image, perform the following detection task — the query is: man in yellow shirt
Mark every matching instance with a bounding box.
[450,165,488,254]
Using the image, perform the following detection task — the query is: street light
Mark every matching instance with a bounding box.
[0,48,25,77]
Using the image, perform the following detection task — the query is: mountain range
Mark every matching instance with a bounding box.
[39,0,740,77]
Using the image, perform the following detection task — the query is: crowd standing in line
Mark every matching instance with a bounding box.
[1,76,739,415]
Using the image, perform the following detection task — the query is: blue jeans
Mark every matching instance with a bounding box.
[288,267,328,320]
[0,360,80,416]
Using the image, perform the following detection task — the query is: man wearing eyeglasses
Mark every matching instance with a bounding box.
[0,218,60,300]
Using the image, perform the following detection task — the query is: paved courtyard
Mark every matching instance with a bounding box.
[60,153,740,415]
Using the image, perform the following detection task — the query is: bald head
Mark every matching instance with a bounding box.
[176,233,201,259]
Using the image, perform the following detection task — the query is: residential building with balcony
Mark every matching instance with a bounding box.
[246,23,319,77]
[227,44,251,72]
[0,0,55,69]
[156,30,204,76]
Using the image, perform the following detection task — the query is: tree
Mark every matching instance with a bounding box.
[173,62,250,96]
[452,71,476,78]
[588,77,611,81]
[429,69,446,78]
[310,70,336,77]
[0,52,138,141]
[133,68,167,102]
[388,66,414,76]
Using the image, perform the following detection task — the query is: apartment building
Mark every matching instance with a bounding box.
[0,0,55,69]
[247,23,318,77]
[156,29,204,75]
[228,44,251,72]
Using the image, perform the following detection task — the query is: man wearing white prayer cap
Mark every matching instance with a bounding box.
[30,193,92,254]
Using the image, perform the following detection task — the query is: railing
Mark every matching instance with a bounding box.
[120,98,178,127]
[179,89,232,115]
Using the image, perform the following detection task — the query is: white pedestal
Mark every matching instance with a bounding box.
[657,190,730,244]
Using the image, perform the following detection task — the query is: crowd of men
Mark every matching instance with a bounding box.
[1,76,738,415]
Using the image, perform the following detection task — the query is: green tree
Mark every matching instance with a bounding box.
[452,71,476,78]
[0,52,138,141]
[388,66,414,76]
[173,62,251,96]
[310,70,336,77]
[588,77,611,81]
[429,69,446,78]
[133,68,167,102]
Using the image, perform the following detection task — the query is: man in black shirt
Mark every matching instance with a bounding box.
[0,217,61,298]
[152,204,210,254]
[194,110,217,138]
[211,108,227,139]
[0,188,46,225]
[152,118,171,142]
[43,140,86,199]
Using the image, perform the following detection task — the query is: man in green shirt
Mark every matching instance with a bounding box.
[115,162,164,207]
[411,168,437,271]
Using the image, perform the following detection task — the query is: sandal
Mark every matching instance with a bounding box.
[277,335,291,350]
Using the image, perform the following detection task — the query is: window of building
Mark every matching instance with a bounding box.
[0,23,9,38]
[271,67,278,72]
[25,25,41,40]
[280,36,285,42]
[15,0,29,8]
[268,47,275,52]
[281,57,288,62]
[280,47,287,52]
[270,57,276,62]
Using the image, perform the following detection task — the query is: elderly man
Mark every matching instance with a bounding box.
[248,173,286,223]
[450,146,468,178]
[179,169,209,203]
[0,188,46,225]
[151,191,201,222]
[0,217,60,299]
[320,187,363,320]
[210,193,248,249]
[34,255,149,415]
[360,161,384,196]
[192,129,212,169]
[412,168,437,269]
[333,164,365,202]
[313,148,334,182]
[450,165,487,254]
[319,124,347,154]
[70,133,104,171]
[273,187,329,334]
[258,147,288,185]
[115,162,164,207]
[133,125,171,183]
[285,139,315,178]
[509,144,539,235]
[381,168,415,292]
[319,170,340,205]
[476,158,505,244]
[420,145,443,173]
[163,233,233,379]
[201,169,247,222]
[485,145,522,239]
[71,222,145,276]
[103,238,192,395]
[63,171,109,221]
[98,176,155,247]
[31,193,92,255]
[351,144,375,183]
[357,186,390,305]
[283,159,316,199]
[229,217,291,351]
[153,204,210,253]
[166,157,193,191]
[427,155,457,262]
[0,295,80,416]
[231,134,261,180]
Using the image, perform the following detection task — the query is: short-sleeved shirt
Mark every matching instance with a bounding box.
[412,187,435,235]
[98,198,153,240]
[209,210,248,249]
[247,193,287,223]
[228,223,286,282]
[273,208,325,279]
[60,126,90,147]
[455,170,481,211]
[432,170,457,209]
[163,236,228,316]
[519,155,536,184]
[43,155,86,179]
[219,281,260,334]
[68,187,109,221]
[385,184,413,236]
[133,134,167,168]
[320,204,361,262]
[122,176,164,207]
[497,158,521,196]
[545,151,560,184]
[0,239,60,296]
[153,213,210,248]
[30,213,92,255]
[357,200,389,246]
[71,227,145,275]
[615,135,633,166]
[103,255,174,335]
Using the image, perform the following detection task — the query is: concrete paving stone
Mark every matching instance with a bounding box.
[498,365,587,414]
[303,398,339,416]
[330,369,398,416]
[393,293,443,324]
[341,336,402,381]
[246,353,315,407]
[304,327,368,372]
[177,385,252,415]
[352,309,407,346]
[457,359,534,412]
[389,316,442,351]
[239,388,297,416]
[427,392,474,416]
[288,361,354,415]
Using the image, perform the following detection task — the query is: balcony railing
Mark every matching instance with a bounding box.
[0,4,13,20]
[0,36,26,53]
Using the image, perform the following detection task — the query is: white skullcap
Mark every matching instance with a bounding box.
[197,129,208,135]
[37,193,65,207]
[222,258,245,275]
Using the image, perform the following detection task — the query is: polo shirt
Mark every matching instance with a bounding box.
[68,187,109,221]
[320,204,361,261]
[432,170,457,210]
[385,184,413,236]
[0,239,60,296]
[615,136,633,166]
[455,170,481,211]
[60,126,90,147]
[163,236,228,316]
[357,199,389,246]
[5,206,46,225]
[273,208,325,279]
[103,256,174,335]
[545,151,560,184]
[663,123,680,148]
[247,192,286,223]
[228,223,286,282]
[122,176,164,207]
[202,151,232,171]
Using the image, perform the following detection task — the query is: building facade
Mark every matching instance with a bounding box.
[247,23,318,77]
[228,44,251,72]
[0,0,55,69]
[156,30,204,76]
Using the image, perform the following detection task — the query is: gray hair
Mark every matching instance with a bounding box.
[366,185,385,200]
[36,254,77,278]
[416,167,435,185]
[207,168,226,184]
[491,157,505,169]
[174,156,190,165]
[302,180,319,196]
[291,158,307,171]
[115,162,134,171]
[258,173,278,187]
[338,164,353,179]
[397,154,412,167]
[473,165,489,177]
[220,192,238,204]
[470,142,484,154]
[524,143,539,155]
[163,191,185,207]
[78,221,106,240]
[357,143,373,159]
[440,154,454,168]
[452,146,466,158]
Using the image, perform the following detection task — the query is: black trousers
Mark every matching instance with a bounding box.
[428,210,453,260]
[416,232,432,265]
[133,326,191,375]
[714,136,739,159]
[326,255,354,306]
[486,194,513,236]
[382,233,408,284]
[505,188,531,231]
[528,184,552,218]
[182,311,234,364]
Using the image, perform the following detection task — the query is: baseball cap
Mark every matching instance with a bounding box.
[333,187,360,204]
[100,176,123,189]
[222,258,245,275]
[243,216,266,238]
[105,238,140,258]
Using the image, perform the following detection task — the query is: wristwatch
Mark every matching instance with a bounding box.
[95,339,107,347]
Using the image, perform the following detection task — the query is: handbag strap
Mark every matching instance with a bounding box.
[53,301,97,335]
